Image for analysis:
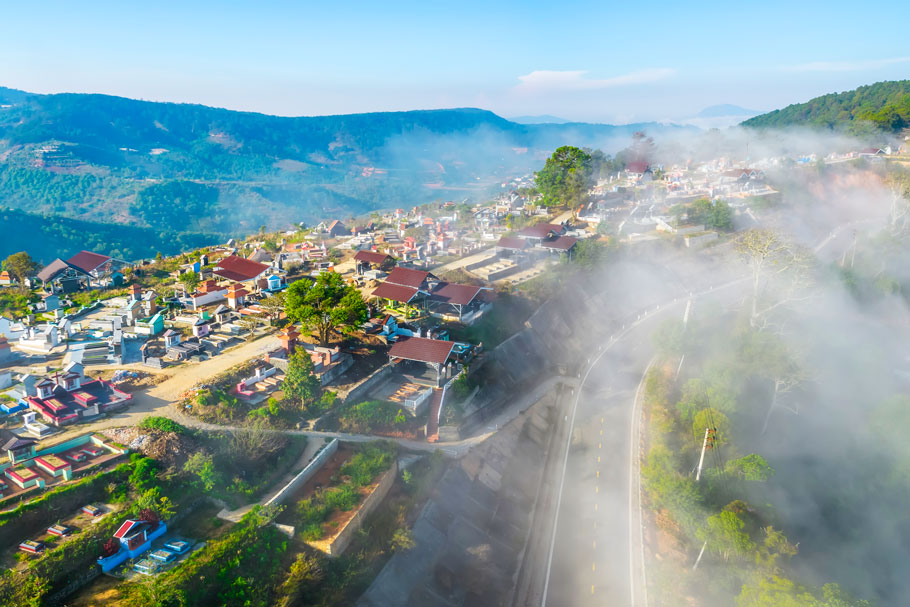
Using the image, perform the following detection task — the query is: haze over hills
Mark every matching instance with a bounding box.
[695,104,760,118]
[0,86,693,261]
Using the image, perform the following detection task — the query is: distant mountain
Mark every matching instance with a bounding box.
[509,114,572,124]
[0,87,694,261]
[696,104,760,119]
[741,80,910,135]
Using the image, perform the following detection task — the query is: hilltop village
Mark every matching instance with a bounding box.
[0,138,903,606]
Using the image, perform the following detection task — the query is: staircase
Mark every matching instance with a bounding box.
[425,388,444,443]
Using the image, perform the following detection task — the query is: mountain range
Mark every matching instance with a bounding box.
[0,86,694,261]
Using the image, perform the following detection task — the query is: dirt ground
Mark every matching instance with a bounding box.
[43,334,281,445]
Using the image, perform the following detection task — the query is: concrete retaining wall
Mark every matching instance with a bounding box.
[463,254,497,272]
[340,362,392,404]
[324,461,397,556]
[265,439,339,508]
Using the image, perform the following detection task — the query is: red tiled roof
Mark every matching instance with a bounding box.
[496,236,529,250]
[114,519,141,539]
[518,223,563,239]
[430,282,483,306]
[213,255,269,282]
[354,250,393,265]
[372,282,420,303]
[386,267,431,288]
[389,337,455,365]
[66,251,111,274]
[541,236,579,251]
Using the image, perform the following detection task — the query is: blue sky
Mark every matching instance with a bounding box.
[2,0,909,123]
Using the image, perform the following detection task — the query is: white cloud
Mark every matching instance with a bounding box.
[784,56,910,72]
[514,68,675,93]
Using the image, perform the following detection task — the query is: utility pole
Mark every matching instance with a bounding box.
[695,427,715,482]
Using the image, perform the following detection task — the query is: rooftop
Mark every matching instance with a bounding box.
[372,282,420,304]
[213,255,269,282]
[354,250,394,265]
[389,336,455,365]
[386,267,432,289]
[429,282,483,306]
[518,223,563,239]
[66,250,112,274]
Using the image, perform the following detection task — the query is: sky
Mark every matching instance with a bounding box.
[2,0,910,124]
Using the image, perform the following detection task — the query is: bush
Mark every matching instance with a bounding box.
[139,416,187,434]
[323,485,359,512]
[302,522,324,541]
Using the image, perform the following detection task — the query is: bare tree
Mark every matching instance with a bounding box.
[735,229,814,330]
[228,418,287,463]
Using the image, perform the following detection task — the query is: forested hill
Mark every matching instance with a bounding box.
[0,86,691,261]
[741,80,910,135]
[0,207,218,264]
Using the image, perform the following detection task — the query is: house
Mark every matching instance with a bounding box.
[226,283,250,310]
[327,220,350,237]
[427,283,492,325]
[66,251,129,287]
[0,429,37,464]
[26,366,132,426]
[248,248,273,264]
[36,258,91,293]
[185,280,227,310]
[212,255,269,284]
[495,236,530,254]
[163,329,181,348]
[354,250,395,274]
[0,271,13,285]
[192,317,210,338]
[517,223,566,244]
[388,336,459,387]
[135,312,165,336]
[98,517,168,573]
[539,236,579,257]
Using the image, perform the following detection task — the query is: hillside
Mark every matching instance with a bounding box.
[0,87,693,261]
[741,80,910,135]
[0,207,218,263]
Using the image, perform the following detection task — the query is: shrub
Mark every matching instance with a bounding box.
[302,523,324,541]
[139,416,187,434]
[323,485,359,512]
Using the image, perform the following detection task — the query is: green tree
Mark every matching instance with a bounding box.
[702,509,754,562]
[1,251,40,283]
[390,527,416,551]
[535,145,593,208]
[178,271,199,294]
[183,452,221,491]
[285,272,367,345]
[283,349,321,410]
[691,407,730,447]
[725,454,774,481]
[128,455,159,492]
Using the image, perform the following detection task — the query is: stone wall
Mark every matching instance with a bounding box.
[265,439,339,508]
[323,461,397,557]
[339,362,393,404]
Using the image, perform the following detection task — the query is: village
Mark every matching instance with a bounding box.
[0,139,902,605]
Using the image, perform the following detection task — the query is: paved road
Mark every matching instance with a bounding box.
[538,221,867,607]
